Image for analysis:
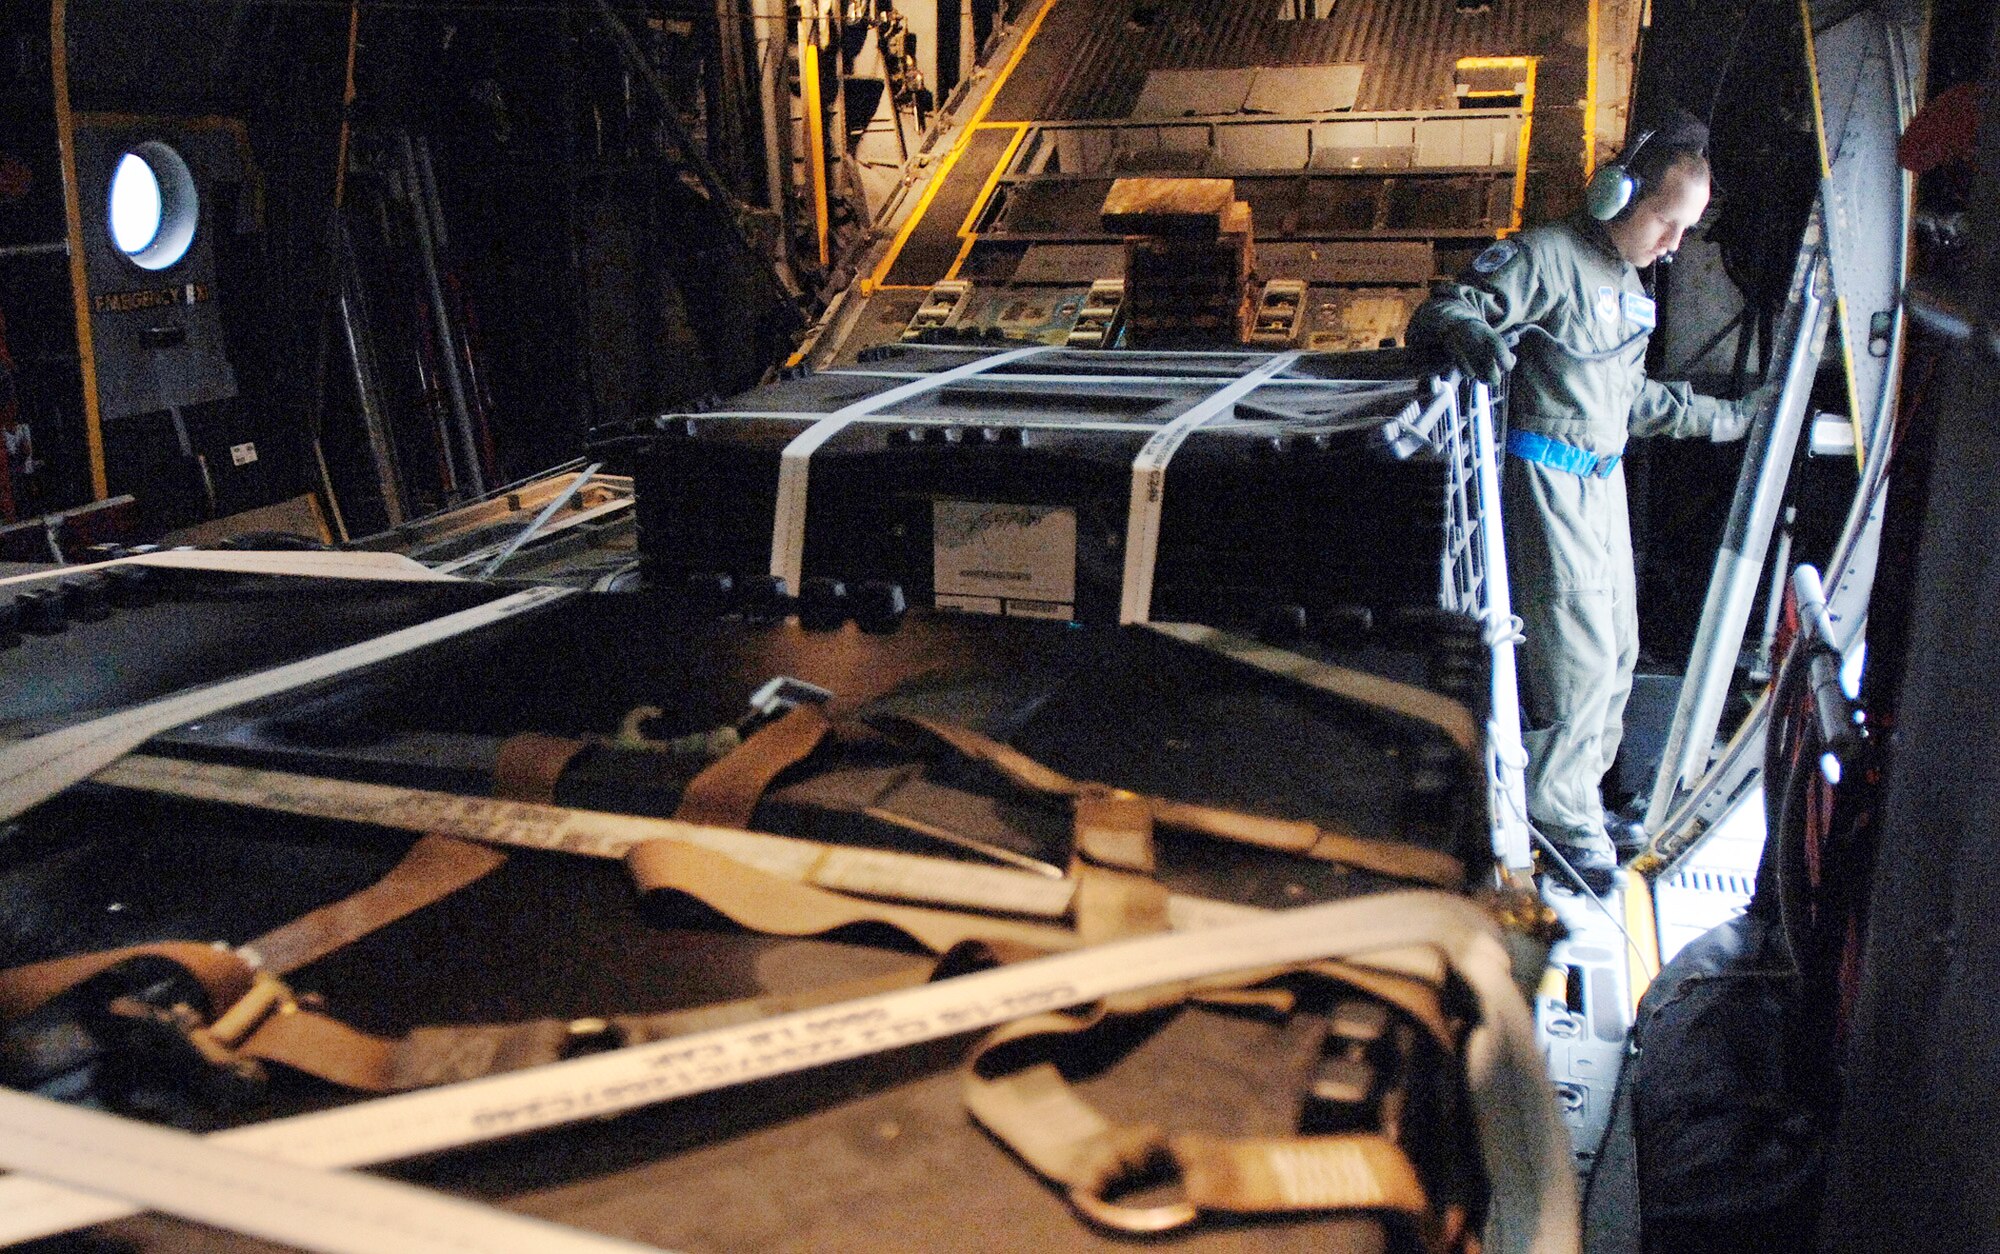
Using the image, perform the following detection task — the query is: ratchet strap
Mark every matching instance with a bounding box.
[13,685,1466,1105]
[877,713,1467,887]
[0,825,1429,1101]
[189,952,954,1093]
[489,682,1466,889]
[964,969,1443,1237]
[0,831,1073,1095]
[0,833,505,1020]
[0,824,1488,1249]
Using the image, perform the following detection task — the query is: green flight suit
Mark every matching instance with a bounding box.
[1407,214,1741,849]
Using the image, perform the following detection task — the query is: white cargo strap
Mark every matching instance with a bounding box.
[0,1088,664,1254]
[0,586,574,821]
[90,752,1455,997]
[0,549,461,589]
[1145,620,1483,757]
[0,891,1578,1254]
[89,752,1455,992]
[94,752,1080,920]
[1118,352,1301,625]
[769,345,1052,594]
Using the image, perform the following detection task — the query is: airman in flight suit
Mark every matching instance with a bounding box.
[1407,130,1770,892]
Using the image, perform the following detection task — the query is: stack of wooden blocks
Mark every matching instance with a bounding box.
[1100,177,1255,347]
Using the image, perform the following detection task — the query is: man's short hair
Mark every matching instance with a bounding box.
[1629,112,1712,198]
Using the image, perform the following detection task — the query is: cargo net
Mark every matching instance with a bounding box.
[1428,375,1532,869]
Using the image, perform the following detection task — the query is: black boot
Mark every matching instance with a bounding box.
[1607,816,1651,861]
[1541,833,1618,895]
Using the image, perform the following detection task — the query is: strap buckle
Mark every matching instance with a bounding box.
[74,960,291,1114]
[1066,1139,1199,1234]
[741,675,834,735]
[561,1016,623,1058]
[184,970,299,1063]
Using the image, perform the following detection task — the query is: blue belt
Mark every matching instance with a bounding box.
[1505,428,1622,478]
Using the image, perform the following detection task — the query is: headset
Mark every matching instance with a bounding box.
[1584,128,1657,221]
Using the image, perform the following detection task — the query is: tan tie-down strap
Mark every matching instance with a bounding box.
[1070,865,1172,947]
[0,834,508,1089]
[485,693,1455,885]
[626,840,1078,955]
[673,704,832,828]
[223,958,947,1092]
[492,733,592,805]
[964,973,1433,1234]
[879,714,1466,887]
[85,833,1080,1094]
[0,834,504,1022]
[242,843,1078,1093]
[247,835,508,974]
[1143,622,1483,758]
[0,940,257,1023]
[0,828,1056,1094]
[223,834,1090,1092]
[15,763,1440,1104]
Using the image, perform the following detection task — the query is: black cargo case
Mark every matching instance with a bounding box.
[625,346,1454,631]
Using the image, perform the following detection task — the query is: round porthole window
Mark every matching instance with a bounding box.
[106,142,198,271]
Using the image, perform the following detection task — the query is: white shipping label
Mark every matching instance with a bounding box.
[934,594,1004,616]
[230,442,258,466]
[933,501,1076,605]
[1005,600,1074,621]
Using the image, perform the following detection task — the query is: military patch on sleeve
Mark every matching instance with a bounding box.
[1595,285,1619,322]
[1471,240,1520,275]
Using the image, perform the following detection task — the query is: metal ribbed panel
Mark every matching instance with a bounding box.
[1000,0,1557,121]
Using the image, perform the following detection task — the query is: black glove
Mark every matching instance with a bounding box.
[1439,317,1516,390]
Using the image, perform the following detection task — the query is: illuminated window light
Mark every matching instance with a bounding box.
[108,153,161,254]
[106,142,198,271]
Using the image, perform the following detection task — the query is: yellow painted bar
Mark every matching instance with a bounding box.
[50,0,108,500]
[866,0,1060,289]
[1584,0,1601,177]
[1515,59,1538,233]
[1799,0,1865,466]
[943,123,1028,281]
[1619,869,1662,1012]
[801,12,830,268]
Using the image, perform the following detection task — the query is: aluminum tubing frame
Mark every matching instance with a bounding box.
[1645,222,1834,831]
[1467,379,1533,870]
